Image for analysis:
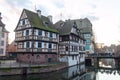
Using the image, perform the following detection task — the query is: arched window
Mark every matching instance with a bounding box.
[36,55,40,59]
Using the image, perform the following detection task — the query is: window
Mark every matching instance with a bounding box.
[83,47,85,51]
[45,31,48,37]
[50,32,52,37]
[38,42,42,48]
[49,43,52,48]
[85,45,90,50]
[86,39,90,44]
[45,22,49,26]
[22,20,25,25]
[85,34,90,37]
[38,30,42,35]
[26,30,29,35]
[72,46,74,51]
[20,19,25,26]
[0,49,3,54]
[36,55,40,59]
[1,41,4,46]
[65,46,68,51]
[26,42,30,48]
[72,56,74,60]
[79,46,82,51]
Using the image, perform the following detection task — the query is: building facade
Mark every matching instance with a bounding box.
[0,13,9,57]
[14,9,59,64]
[54,20,85,66]
[75,18,95,53]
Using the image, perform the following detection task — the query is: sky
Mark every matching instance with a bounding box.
[0,0,120,46]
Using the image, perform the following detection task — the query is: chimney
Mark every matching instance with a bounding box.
[37,10,41,17]
[48,15,52,23]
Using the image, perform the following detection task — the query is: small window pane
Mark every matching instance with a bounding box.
[1,41,4,46]
[26,42,30,48]
[26,30,29,35]
[49,43,52,48]
[0,49,3,54]
[50,32,52,37]
[38,30,42,35]
[38,42,42,48]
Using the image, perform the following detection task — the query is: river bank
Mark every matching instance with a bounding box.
[0,62,68,76]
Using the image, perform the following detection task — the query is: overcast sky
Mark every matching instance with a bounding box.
[0,0,120,46]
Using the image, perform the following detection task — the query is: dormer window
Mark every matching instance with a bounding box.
[60,22,64,27]
[44,22,49,26]
[73,21,77,28]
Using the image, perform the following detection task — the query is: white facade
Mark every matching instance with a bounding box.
[0,13,9,56]
[58,25,85,66]
[66,64,85,79]
[0,32,8,56]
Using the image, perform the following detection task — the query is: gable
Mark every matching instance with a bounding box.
[14,10,31,31]
[15,9,58,33]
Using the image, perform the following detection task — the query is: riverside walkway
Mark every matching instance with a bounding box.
[0,60,65,68]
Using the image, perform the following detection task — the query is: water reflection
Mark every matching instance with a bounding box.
[0,64,120,80]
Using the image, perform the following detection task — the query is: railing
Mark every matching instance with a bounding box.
[17,48,57,52]
[15,35,58,42]
[85,53,115,58]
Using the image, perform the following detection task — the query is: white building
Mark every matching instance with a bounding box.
[54,20,86,66]
[0,12,9,56]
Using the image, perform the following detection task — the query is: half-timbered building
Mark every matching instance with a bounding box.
[54,20,85,66]
[14,9,59,63]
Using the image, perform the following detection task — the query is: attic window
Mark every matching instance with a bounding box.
[60,23,64,27]
[73,21,77,28]
[44,22,49,26]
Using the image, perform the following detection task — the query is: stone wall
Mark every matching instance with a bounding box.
[17,53,58,63]
[0,63,67,76]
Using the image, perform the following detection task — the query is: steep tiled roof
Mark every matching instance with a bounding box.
[0,13,9,33]
[3,27,9,33]
[54,20,73,35]
[15,9,58,33]
[25,9,58,33]
[71,18,93,33]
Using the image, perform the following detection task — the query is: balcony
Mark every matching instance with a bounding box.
[17,48,57,53]
[15,35,58,42]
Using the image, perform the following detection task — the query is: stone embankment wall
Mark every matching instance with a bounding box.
[0,63,67,76]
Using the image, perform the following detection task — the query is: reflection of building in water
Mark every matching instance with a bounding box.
[65,64,97,80]
[85,72,96,80]
[64,64,85,79]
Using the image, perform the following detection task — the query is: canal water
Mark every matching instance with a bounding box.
[0,64,120,80]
